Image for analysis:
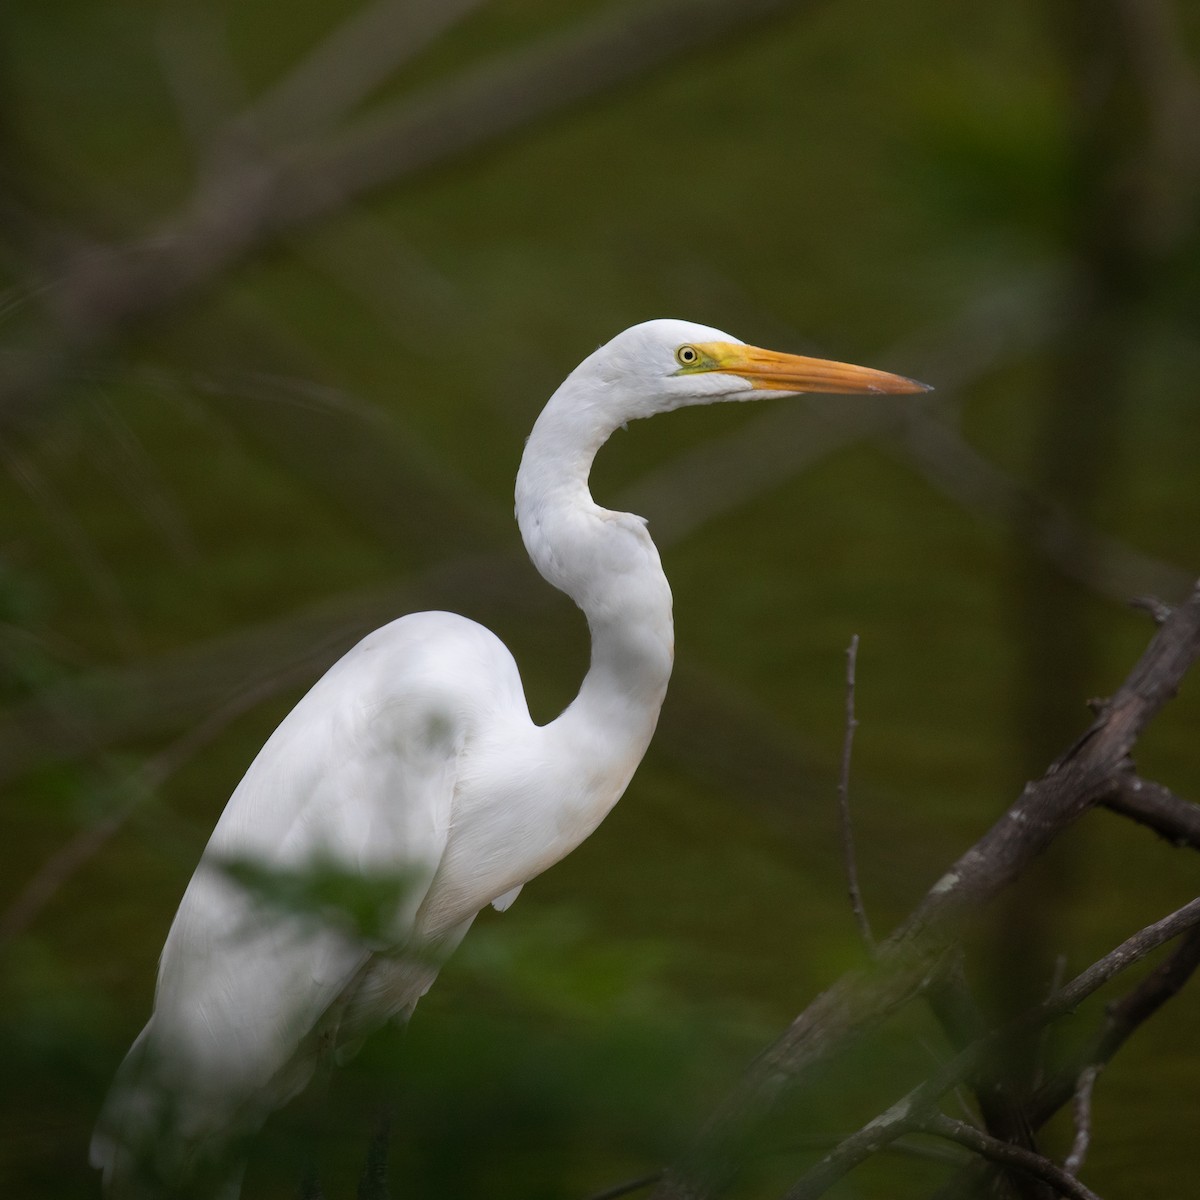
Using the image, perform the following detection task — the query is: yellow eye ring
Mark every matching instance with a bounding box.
[675,344,701,367]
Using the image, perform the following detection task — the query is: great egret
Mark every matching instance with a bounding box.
[92,318,927,1195]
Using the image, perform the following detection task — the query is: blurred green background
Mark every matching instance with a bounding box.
[1,0,1198,1196]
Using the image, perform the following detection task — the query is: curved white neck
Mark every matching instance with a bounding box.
[515,375,674,764]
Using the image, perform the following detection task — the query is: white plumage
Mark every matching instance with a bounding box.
[92,319,926,1195]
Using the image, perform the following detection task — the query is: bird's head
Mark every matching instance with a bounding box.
[581,318,930,421]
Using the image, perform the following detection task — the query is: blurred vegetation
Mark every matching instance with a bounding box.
[1,0,1198,1196]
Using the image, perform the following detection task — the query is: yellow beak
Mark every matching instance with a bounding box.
[694,342,931,395]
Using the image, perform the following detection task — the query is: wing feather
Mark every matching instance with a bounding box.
[93,612,525,1193]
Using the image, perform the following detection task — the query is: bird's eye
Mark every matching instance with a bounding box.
[675,345,701,367]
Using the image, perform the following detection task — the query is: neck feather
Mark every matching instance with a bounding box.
[515,375,674,756]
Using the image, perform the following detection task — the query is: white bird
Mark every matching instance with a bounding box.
[91,318,927,1196]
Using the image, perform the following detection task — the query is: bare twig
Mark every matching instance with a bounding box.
[615,395,904,548]
[1032,953,1068,1092]
[1129,594,1173,625]
[779,898,1200,1200]
[1032,923,1200,1128]
[937,923,1200,1199]
[1100,773,1200,849]
[1093,923,1200,1060]
[919,1114,1103,1200]
[1064,1065,1100,1177]
[0,558,521,788]
[835,634,872,951]
[925,960,1046,1198]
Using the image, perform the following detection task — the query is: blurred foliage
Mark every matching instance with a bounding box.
[217,856,431,947]
[1,0,1199,1197]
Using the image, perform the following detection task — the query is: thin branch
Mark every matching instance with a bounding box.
[779,898,1200,1200]
[835,634,872,950]
[936,922,1200,1200]
[1093,922,1200,1060]
[1032,923,1200,1127]
[617,394,905,548]
[919,1114,1103,1200]
[1100,773,1200,849]
[1064,1065,1100,1177]
[1032,953,1068,1093]
[617,272,1060,549]
[925,960,1046,1197]
[1128,594,1173,625]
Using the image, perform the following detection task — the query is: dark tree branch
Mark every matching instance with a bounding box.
[1063,1064,1100,1177]
[919,1114,1103,1200]
[1128,594,1173,624]
[1032,922,1200,1127]
[652,582,1200,1200]
[1093,922,1200,1059]
[935,921,1200,1199]
[925,962,1049,1200]
[1099,773,1200,849]
[780,898,1200,1200]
